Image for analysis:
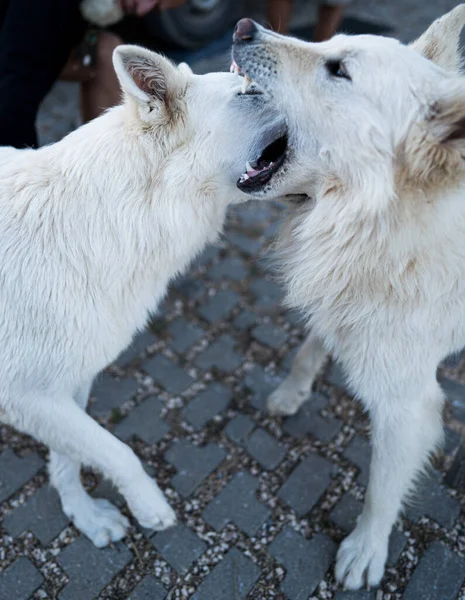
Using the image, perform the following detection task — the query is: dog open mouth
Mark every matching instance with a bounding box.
[238,133,288,192]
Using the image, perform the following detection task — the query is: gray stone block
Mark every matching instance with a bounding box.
[173,278,206,301]
[283,394,341,442]
[279,453,334,516]
[168,318,205,353]
[325,361,347,389]
[195,335,242,372]
[145,354,193,394]
[128,575,167,600]
[182,383,232,429]
[192,246,220,268]
[152,523,206,573]
[233,310,257,331]
[226,232,261,255]
[438,375,465,423]
[90,375,139,418]
[224,415,255,446]
[244,366,283,411]
[334,589,376,600]
[166,440,226,497]
[246,428,286,470]
[191,548,260,600]
[0,449,44,503]
[3,485,68,544]
[252,324,288,349]
[197,290,240,323]
[344,436,371,486]
[202,471,270,536]
[57,536,131,600]
[114,396,170,444]
[0,557,43,600]
[209,257,248,281]
[114,330,158,367]
[405,470,461,528]
[403,542,465,600]
[269,528,336,599]
[250,279,284,310]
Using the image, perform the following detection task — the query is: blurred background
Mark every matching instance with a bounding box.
[0,0,452,147]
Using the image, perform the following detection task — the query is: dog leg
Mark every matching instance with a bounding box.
[49,382,130,547]
[335,381,444,589]
[14,393,176,539]
[268,330,328,415]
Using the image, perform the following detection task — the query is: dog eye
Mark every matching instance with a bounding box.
[326,59,351,81]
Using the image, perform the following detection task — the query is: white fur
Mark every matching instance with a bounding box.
[0,45,285,546]
[80,0,123,27]
[233,5,465,590]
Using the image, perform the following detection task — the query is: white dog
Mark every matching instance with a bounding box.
[0,45,291,546]
[232,5,465,590]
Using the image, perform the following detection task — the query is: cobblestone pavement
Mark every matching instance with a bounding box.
[2,1,465,599]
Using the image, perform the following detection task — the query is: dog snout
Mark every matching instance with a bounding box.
[233,18,257,43]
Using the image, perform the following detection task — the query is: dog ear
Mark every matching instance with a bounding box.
[426,79,465,149]
[410,4,465,73]
[112,45,185,116]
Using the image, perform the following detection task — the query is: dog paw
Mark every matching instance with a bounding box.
[127,479,177,532]
[267,380,309,416]
[335,526,388,590]
[71,497,129,548]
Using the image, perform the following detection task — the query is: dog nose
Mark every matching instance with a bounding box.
[234,18,257,42]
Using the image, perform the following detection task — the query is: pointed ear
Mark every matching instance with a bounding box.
[426,79,465,149]
[410,4,465,72]
[112,45,184,118]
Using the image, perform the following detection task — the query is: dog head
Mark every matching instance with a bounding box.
[112,45,291,202]
[232,6,465,211]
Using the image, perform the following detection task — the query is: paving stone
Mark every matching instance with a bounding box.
[152,523,206,573]
[166,440,226,497]
[334,589,376,600]
[244,365,284,411]
[250,279,284,310]
[57,536,132,600]
[252,324,288,349]
[202,471,270,536]
[191,547,260,600]
[269,528,336,599]
[195,335,242,372]
[279,453,335,516]
[209,257,248,281]
[0,557,44,600]
[3,485,68,544]
[114,396,170,444]
[325,360,347,389]
[224,415,255,445]
[197,290,240,323]
[182,383,232,429]
[144,354,193,394]
[344,436,371,486]
[0,449,44,503]
[282,346,298,372]
[91,478,125,508]
[233,309,257,331]
[403,542,465,600]
[283,394,342,442]
[246,428,286,470]
[439,376,465,423]
[226,232,262,255]
[89,374,139,418]
[405,469,461,527]
[172,278,206,301]
[330,495,407,565]
[192,246,220,268]
[128,575,167,600]
[168,317,205,353]
[114,330,158,366]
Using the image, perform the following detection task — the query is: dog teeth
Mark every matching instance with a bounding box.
[241,75,252,94]
[245,161,253,172]
[241,173,250,182]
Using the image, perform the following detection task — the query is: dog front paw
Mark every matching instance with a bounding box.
[267,380,309,416]
[126,478,177,532]
[335,525,388,590]
[69,497,129,548]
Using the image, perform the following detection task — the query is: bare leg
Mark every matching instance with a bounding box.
[313,4,344,42]
[268,330,328,416]
[49,381,129,547]
[335,380,444,589]
[12,390,176,546]
[80,31,122,123]
[267,0,293,34]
